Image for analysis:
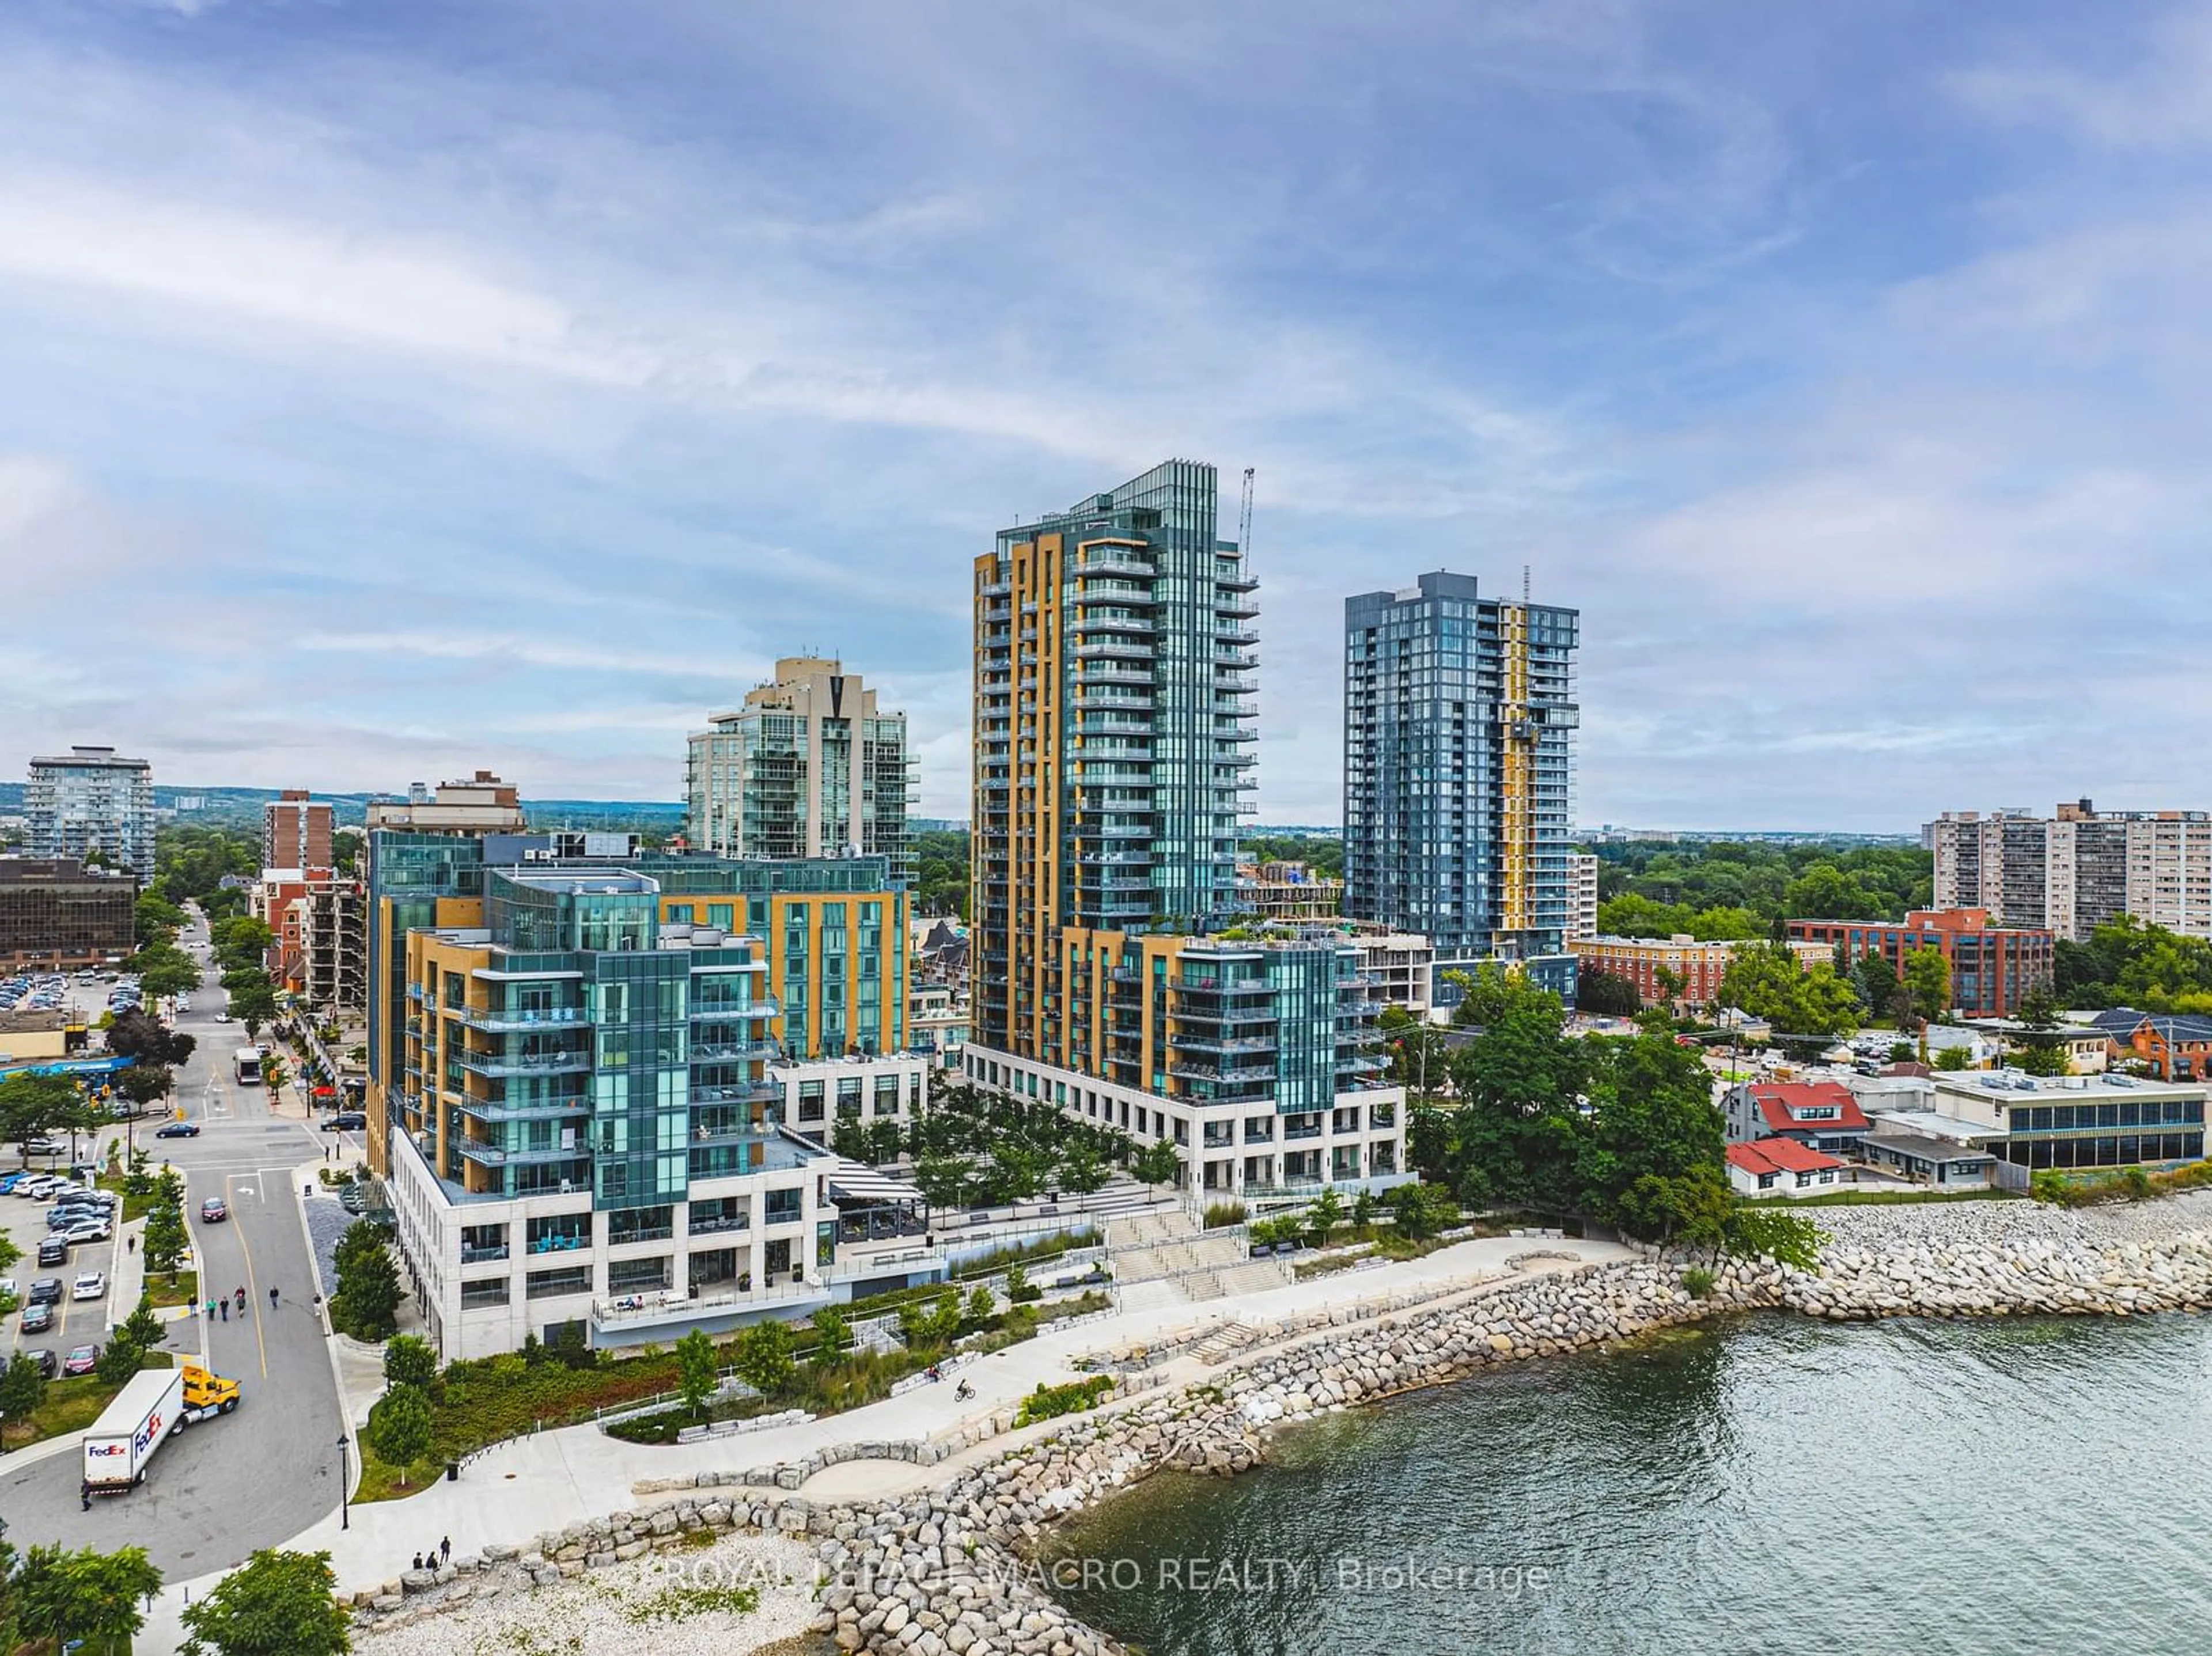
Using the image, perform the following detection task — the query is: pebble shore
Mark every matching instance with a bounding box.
[357,1195,2212,1656]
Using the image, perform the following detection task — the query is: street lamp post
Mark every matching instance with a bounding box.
[338,1434,351,1529]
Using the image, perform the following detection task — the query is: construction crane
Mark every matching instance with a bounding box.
[1238,466,1256,562]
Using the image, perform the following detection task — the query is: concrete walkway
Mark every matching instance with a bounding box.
[135,1230,1630,1652]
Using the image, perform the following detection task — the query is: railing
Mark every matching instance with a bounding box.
[608,1224,674,1246]
[691,1041,779,1063]
[459,1006,586,1032]
[1282,1124,1323,1142]
[460,1243,509,1264]
[688,1214,750,1237]
[457,1049,592,1077]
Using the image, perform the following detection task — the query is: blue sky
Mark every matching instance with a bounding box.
[2,0,2206,829]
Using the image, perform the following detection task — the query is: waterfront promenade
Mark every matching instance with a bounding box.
[134,1230,1628,1651]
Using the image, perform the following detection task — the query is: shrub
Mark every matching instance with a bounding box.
[1004,1263,1041,1305]
[1680,1265,1716,1298]
[1013,1374,1113,1428]
[383,1333,438,1392]
[1202,1201,1247,1229]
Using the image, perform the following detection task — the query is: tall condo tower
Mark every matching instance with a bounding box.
[966,460,1406,1203]
[1342,571,1579,976]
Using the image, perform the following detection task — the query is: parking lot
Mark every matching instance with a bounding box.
[2,1158,126,1380]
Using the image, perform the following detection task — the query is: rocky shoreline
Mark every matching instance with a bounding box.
[355,1202,2212,1655]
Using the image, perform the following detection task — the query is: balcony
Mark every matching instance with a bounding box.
[1072,552,1157,577]
[459,1098,591,1123]
[1171,1032,1277,1056]
[459,1006,587,1033]
[693,1079,783,1105]
[1282,1123,1323,1142]
[1170,1061,1277,1085]
[453,1138,588,1166]
[460,1242,509,1264]
[690,1040,780,1064]
[457,1048,593,1078]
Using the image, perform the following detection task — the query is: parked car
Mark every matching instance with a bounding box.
[154,1121,201,1139]
[62,1343,100,1377]
[20,1302,54,1334]
[63,1219,112,1245]
[71,1271,105,1302]
[26,1276,62,1306]
[36,1237,69,1267]
[26,1347,57,1378]
[199,1196,229,1223]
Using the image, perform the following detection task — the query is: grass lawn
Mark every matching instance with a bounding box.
[145,1268,199,1309]
[0,1372,124,1450]
[98,1169,161,1223]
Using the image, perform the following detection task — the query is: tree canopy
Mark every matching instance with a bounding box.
[1588,839,1930,930]
[180,1549,351,1656]
[1715,943,1861,1038]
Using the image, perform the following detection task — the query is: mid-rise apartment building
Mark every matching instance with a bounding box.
[1342,572,1579,987]
[1571,934,1832,1009]
[264,789,334,872]
[686,659,915,881]
[1786,908,2054,1018]
[1929,801,2212,941]
[967,459,1405,1203]
[26,746,154,883]
[0,858,136,970]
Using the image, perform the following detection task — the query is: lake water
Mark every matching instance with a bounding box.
[1046,1313,2212,1655]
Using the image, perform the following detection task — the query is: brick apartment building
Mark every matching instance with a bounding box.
[1786,907,2052,1018]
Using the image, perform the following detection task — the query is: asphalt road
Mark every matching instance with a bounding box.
[0,918,350,1579]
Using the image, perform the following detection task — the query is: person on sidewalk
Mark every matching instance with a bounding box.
[440,1536,451,1564]
[269,1285,279,1309]
[219,1299,228,1321]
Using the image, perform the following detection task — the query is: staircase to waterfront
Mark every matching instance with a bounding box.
[1107,1210,1294,1307]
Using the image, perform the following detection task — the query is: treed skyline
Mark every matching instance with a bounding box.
[4,2,2210,831]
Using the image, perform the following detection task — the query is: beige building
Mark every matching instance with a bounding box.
[366,771,529,835]
[1929,800,2212,941]
[686,658,913,880]
[1567,853,1600,941]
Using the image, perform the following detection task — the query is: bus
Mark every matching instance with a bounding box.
[233,1048,262,1086]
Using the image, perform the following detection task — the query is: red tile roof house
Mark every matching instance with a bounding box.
[1726,1137,1845,1198]
[1723,1079,1872,1157]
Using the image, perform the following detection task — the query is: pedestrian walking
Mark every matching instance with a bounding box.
[81,1480,92,1511]
[269,1285,279,1309]
[235,1287,246,1313]
[204,1298,215,1321]
[220,1299,228,1321]
[440,1536,451,1564]
[127,1234,135,1254]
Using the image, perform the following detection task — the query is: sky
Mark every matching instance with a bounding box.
[2,0,2208,831]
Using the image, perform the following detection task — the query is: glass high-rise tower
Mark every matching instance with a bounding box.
[1343,571,1579,975]
[967,460,1406,1201]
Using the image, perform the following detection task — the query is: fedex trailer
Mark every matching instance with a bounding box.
[82,1368,185,1494]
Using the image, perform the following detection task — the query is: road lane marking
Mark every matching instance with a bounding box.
[229,1173,270,1380]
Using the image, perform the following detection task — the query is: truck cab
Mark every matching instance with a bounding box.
[180,1364,241,1418]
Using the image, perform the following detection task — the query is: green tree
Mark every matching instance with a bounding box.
[1852,951,1900,1022]
[1005,1261,1040,1303]
[382,1333,438,1392]
[809,1304,852,1363]
[143,1196,188,1278]
[1577,1034,1726,1228]
[1305,1186,1344,1243]
[0,1071,81,1155]
[1782,863,1882,920]
[1128,1139,1183,1194]
[1574,968,1643,1017]
[1716,944,1859,1039]
[733,1318,795,1395]
[2014,1040,2069,1077]
[331,1223,403,1341]
[914,1153,971,1210]
[1934,1044,1972,1072]
[114,1062,175,1117]
[97,1332,148,1386]
[228,975,278,1040]
[674,1328,719,1418]
[14,1543,163,1652]
[131,943,203,999]
[0,1348,48,1427]
[180,1548,351,1656]
[368,1384,434,1485]
[1900,946,1950,1026]
[1617,1167,1733,1254]
[962,1284,997,1331]
[1058,1148,1109,1195]
[118,1291,164,1352]
[1387,1181,1458,1241]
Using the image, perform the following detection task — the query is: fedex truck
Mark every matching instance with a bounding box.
[83,1369,183,1494]
[81,1364,240,1494]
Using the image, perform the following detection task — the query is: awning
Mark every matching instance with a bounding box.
[825,1157,924,1206]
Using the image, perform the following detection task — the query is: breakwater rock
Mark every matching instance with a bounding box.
[358,1211,2212,1653]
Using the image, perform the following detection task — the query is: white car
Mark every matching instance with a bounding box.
[0,1277,17,1306]
[63,1219,112,1245]
[213,1011,233,1024]
[71,1271,105,1301]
